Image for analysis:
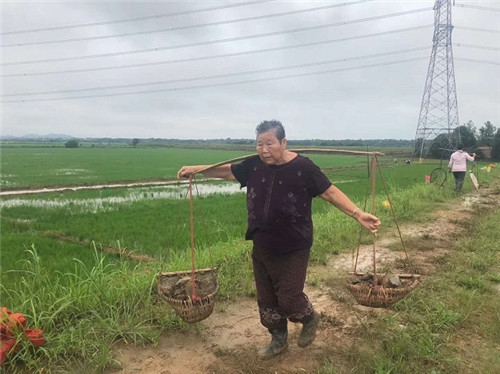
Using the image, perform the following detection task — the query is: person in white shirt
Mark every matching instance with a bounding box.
[448,144,476,192]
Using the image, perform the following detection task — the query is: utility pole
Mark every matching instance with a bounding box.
[414,0,459,159]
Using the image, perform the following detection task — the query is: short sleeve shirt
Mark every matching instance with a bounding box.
[231,154,332,254]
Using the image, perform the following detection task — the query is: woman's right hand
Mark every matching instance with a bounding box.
[177,164,235,180]
[177,166,200,179]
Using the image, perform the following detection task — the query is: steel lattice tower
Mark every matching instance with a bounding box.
[414,0,459,158]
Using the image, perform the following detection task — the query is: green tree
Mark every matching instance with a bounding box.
[491,129,500,161]
[65,140,79,148]
[478,121,496,147]
[429,134,452,159]
[465,120,476,138]
[452,125,477,149]
[131,138,140,147]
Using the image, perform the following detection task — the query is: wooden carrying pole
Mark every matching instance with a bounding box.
[193,148,385,175]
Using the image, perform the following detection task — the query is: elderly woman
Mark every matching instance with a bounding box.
[178,120,380,359]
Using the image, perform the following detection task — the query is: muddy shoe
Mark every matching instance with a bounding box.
[258,329,288,359]
[298,311,320,348]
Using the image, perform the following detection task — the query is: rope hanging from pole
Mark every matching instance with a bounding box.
[347,152,420,308]
[188,176,201,303]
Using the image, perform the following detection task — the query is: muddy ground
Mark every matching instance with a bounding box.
[107,187,499,374]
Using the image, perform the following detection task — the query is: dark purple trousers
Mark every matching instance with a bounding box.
[252,245,315,331]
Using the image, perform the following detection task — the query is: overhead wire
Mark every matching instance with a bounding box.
[453,43,500,52]
[0,0,273,35]
[1,25,432,78]
[2,7,432,66]
[3,4,496,104]
[455,57,500,66]
[454,26,500,34]
[2,1,373,47]
[1,56,429,103]
[453,4,500,12]
[2,46,431,97]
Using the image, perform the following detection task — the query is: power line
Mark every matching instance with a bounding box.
[0,0,273,35]
[2,7,432,66]
[454,26,500,34]
[453,43,500,51]
[455,57,500,66]
[2,25,432,78]
[2,1,372,47]
[454,4,500,12]
[2,56,428,103]
[3,46,430,97]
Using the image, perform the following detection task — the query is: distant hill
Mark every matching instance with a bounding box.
[1,134,76,140]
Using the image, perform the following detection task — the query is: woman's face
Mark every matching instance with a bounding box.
[256,130,286,165]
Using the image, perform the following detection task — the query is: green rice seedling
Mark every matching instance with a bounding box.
[0,147,252,187]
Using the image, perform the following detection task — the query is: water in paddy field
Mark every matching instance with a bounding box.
[0,182,246,213]
[0,176,361,213]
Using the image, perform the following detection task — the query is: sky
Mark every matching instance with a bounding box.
[1,0,499,140]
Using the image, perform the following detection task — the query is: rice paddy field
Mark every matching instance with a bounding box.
[0,145,491,287]
[0,144,497,372]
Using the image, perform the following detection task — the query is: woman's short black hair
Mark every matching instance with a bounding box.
[255,120,286,141]
[457,144,464,150]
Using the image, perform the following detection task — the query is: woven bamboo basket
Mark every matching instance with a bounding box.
[157,268,219,323]
[346,274,419,308]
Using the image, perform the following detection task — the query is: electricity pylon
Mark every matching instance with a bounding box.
[414,0,459,159]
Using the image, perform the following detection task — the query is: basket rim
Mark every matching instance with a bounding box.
[346,275,419,307]
[347,276,420,290]
[157,267,218,278]
[347,278,419,308]
[348,272,421,279]
[160,283,220,302]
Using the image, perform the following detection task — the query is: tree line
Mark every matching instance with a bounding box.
[61,122,500,161]
[64,138,413,148]
[428,120,499,160]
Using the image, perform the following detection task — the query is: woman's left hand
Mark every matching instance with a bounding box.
[355,211,381,234]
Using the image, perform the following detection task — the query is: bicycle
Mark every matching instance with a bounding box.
[429,148,451,187]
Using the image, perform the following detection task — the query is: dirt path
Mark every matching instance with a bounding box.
[108,188,499,374]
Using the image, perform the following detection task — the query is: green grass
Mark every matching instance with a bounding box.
[0,245,186,372]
